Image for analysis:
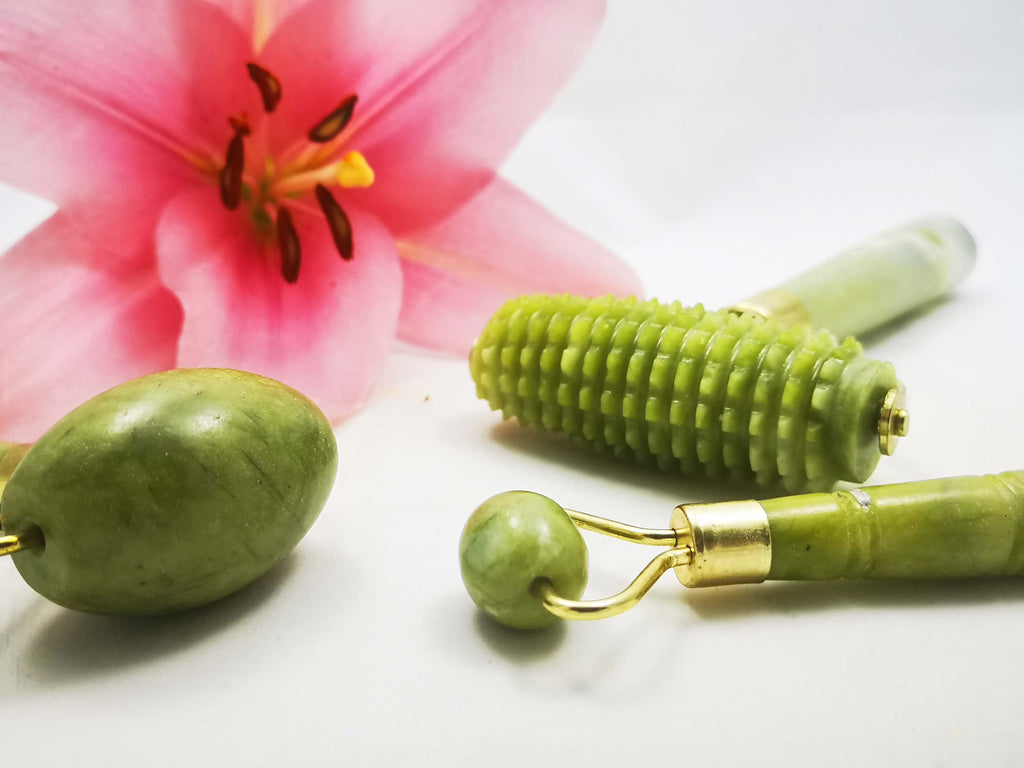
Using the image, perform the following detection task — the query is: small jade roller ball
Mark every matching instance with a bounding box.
[0,368,337,614]
[461,470,1024,629]
[470,217,975,490]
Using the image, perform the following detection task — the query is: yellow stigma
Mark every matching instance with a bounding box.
[336,151,374,188]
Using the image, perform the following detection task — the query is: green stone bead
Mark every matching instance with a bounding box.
[0,368,338,614]
[459,491,588,629]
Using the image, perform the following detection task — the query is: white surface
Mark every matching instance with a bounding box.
[3,2,1024,765]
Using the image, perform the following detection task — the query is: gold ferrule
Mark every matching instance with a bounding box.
[877,383,909,456]
[730,289,812,329]
[671,500,772,587]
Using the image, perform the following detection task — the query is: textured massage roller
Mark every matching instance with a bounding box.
[460,472,1024,629]
[0,368,337,614]
[470,217,975,490]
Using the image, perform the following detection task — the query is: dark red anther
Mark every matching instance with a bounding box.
[219,132,245,210]
[315,184,354,260]
[307,95,357,143]
[247,63,282,113]
[228,113,252,136]
[277,206,302,283]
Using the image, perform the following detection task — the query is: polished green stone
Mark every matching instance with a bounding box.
[1,368,338,614]
[460,491,587,629]
[765,470,1024,580]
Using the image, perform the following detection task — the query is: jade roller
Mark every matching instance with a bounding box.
[0,368,337,614]
[460,471,1024,629]
[470,217,975,490]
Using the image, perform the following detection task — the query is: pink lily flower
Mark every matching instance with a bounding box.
[0,0,641,442]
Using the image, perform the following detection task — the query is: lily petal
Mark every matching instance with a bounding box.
[0,0,256,253]
[0,214,183,442]
[260,0,605,231]
[396,177,643,354]
[155,188,402,424]
[212,0,318,51]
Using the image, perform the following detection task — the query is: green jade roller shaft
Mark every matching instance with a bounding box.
[732,216,976,339]
[471,217,974,490]
[763,471,1024,580]
[460,471,1024,628]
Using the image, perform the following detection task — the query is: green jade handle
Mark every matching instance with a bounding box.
[459,474,1024,628]
[761,471,1024,580]
[731,217,976,338]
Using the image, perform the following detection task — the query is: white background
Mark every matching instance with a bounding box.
[3,2,1024,765]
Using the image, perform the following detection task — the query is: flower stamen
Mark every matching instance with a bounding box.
[219,131,246,210]
[277,206,301,283]
[315,184,354,260]
[228,113,252,136]
[271,151,375,196]
[221,68,369,275]
[247,63,282,113]
[308,95,357,143]
[335,151,375,188]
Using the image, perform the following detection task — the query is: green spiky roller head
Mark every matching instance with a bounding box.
[470,295,899,490]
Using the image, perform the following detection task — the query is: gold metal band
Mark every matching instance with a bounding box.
[730,289,812,329]
[878,383,910,456]
[671,500,772,587]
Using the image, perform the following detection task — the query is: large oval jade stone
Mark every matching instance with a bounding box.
[0,368,337,614]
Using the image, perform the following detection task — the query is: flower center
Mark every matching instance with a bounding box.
[216,62,376,283]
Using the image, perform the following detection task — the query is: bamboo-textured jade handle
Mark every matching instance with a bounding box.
[763,471,1024,580]
[733,217,976,338]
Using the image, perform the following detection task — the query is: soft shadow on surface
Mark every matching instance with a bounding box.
[473,610,567,662]
[488,421,768,504]
[684,576,1024,621]
[18,554,300,687]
